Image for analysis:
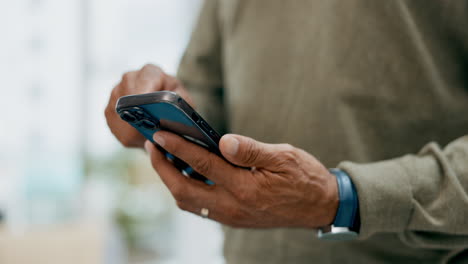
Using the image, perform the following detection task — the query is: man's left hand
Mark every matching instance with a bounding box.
[144,132,339,229]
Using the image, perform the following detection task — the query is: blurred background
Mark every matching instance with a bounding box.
[0,0,225,263]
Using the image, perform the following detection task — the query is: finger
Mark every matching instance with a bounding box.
[144,141,240,224]
[219,134,285,169]
[163,74,180,91]
[135,64,164,93]
[152,131,244,186]
[120,71,138,92]
[163,76,195,107]
[105,72,146,148]
[169,184,241,224]
[145,140,216,199]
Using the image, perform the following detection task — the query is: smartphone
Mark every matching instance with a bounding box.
[115,91,223,185]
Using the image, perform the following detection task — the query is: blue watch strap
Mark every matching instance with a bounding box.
[330,169,359,228]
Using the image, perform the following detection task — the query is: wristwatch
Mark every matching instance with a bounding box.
[317,169,360,241]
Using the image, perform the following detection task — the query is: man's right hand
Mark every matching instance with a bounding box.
[105,64,193,148]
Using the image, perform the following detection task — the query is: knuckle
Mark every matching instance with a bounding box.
[140,64,164,82]
[141,63,153,71]
[104,105,113,119]
[112,129,142,148]
[279,144,298,165]
[119,136,137,148]
[235,187,253,203]
[166,76,181,91]
[192,156,214,176]
[121,72,134,87]
[121,72,130,82]
[120,138,132,148]
[243,142,261,164]
[158,71,166,85]
[110,85,119,98]
[171,185,187,201]
[142,63,158,72]
[175,200,189,211]
[105,95,119,117]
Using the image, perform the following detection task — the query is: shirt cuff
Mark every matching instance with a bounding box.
[337,154,438,239]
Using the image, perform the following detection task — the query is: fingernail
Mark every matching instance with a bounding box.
[223,135,239,156]
[153,134,165,147]
[144,140,152,153]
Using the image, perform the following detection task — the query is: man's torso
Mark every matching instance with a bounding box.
[215,1,468,263]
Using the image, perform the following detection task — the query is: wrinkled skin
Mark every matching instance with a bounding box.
[106,64,339,229]
[145,131,339,229]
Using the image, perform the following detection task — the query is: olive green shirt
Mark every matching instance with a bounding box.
[177,0,468,263]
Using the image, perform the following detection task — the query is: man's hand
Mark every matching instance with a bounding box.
[105,64,193,148]
[144,131,339,229]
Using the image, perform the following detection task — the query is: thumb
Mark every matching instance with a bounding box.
[220,134,277,168]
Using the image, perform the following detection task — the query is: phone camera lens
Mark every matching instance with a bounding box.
[140,119,158,130]
[131,107,145,116]
[120,111,137,123]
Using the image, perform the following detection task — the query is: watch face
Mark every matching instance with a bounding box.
[317,226,358,241]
